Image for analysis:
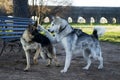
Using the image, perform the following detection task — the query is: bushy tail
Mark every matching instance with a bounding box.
[92,26,106,39]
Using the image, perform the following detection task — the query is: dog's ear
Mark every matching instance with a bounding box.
[33,21,38,27]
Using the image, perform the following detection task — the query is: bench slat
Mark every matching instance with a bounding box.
[0,32,23,35]
[0,16,33,22]
[0,22,33,25]
[0,24,28,27]
[0,28,26,30]
[0,35,21,39]
[0,16,34,42]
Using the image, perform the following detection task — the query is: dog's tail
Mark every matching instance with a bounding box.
[92,26,106,39]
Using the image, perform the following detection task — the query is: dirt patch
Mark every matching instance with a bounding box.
[0,42,120,80]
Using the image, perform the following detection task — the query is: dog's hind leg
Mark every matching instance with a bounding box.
[24,50,30,71]
[82,50,92,70]
[33,47,40,65]
[97,51,103,69]
[98,56,103,69]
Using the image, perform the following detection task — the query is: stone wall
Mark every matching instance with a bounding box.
[63,7,120,24]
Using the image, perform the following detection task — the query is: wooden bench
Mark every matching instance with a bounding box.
[0,16,34,55]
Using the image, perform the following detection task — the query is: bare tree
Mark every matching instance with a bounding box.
[30,0,72,25]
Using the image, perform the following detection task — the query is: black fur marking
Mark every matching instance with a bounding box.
[92,29,98,40]
[31,29,51,47]
[72,28,89,37]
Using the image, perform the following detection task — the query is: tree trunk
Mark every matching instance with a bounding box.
[13,0,30,18]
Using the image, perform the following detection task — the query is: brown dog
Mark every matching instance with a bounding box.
[20,23,59,71]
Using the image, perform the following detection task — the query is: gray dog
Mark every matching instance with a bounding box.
[47,16,105,73]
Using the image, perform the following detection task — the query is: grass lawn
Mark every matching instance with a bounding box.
[70,24,120,45]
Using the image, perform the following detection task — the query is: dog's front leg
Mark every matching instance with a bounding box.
[24,50,30,71]
[61,51,72,73]
[33,47,40,65]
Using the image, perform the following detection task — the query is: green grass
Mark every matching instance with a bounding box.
[100,32,120,44]
[70,24,120,45]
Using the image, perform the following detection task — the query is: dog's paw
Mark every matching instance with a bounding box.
[24,68,29,72]
[60,69,67,73]
[24,69,29,72]
[82,66,89,70]
[33,59,38,65]
[24,66,30,71]
[98,65,103,69]
[46,64,51,67]
[55,63,61,67]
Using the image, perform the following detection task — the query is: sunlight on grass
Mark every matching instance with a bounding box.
[71,24,120,44]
